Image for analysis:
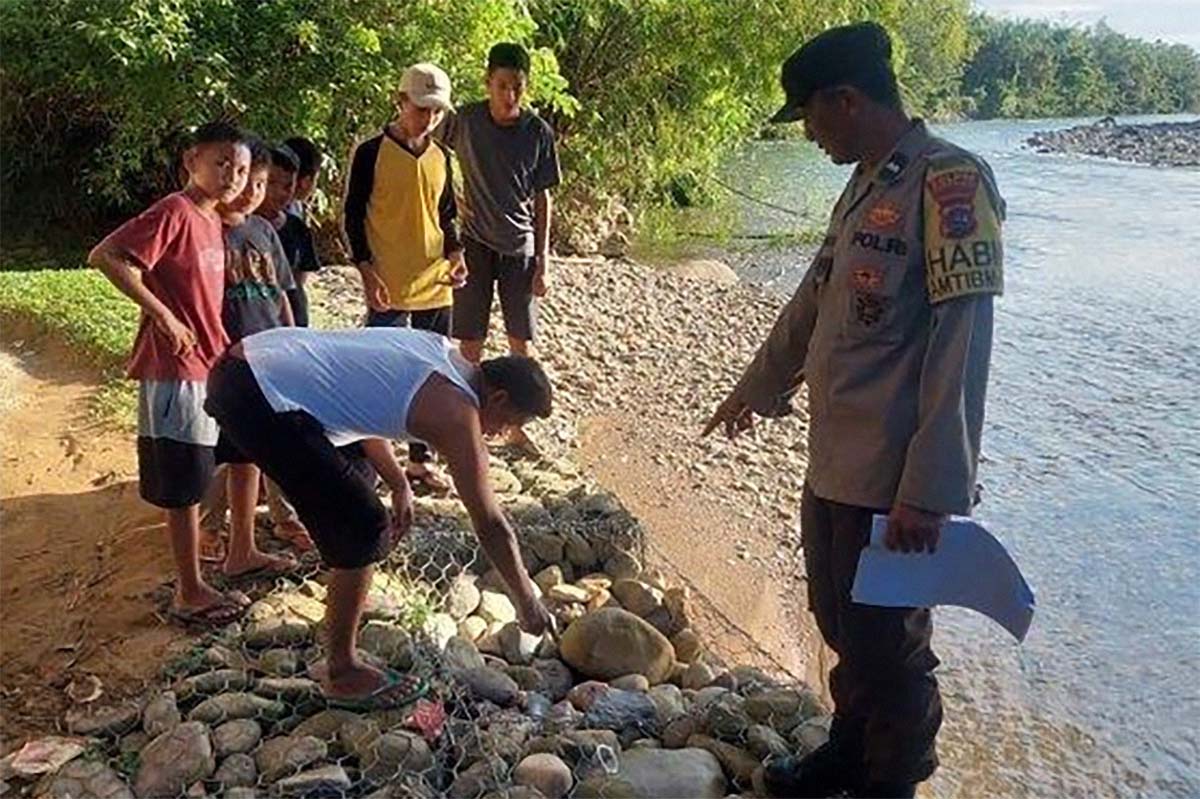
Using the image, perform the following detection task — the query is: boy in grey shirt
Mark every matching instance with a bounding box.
[437,42,561,367]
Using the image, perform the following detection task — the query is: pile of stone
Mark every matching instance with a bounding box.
[3,460,826,798]
[1027,117,1200,167]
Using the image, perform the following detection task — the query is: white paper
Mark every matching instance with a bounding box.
[851,515,1035,642]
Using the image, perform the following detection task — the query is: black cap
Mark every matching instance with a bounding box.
[770,22,894,123]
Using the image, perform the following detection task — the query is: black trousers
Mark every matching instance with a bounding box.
[364,306,451,464]
[800,484,943,785]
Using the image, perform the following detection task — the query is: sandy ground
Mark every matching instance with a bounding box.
[0,330,196,744]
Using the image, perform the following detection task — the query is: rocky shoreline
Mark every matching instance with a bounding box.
[1027,117,1200,167]
[1,258,828,797]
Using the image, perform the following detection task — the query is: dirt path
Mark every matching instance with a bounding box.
[0,332,193,744]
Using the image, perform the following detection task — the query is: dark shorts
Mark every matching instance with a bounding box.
[365,305,451,335]
[286,286,310,328]
[137,437,215,508]
[453,237,536,341]
[204,355,389,570]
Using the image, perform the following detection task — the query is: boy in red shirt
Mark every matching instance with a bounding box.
[89,122,252,627]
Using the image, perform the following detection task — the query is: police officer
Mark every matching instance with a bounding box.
[704,22,1004,799]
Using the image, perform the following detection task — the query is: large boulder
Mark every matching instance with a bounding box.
[577,747,726,798]
[559,608,673,684]
[513,753,573,799]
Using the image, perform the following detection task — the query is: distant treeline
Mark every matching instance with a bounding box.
[963,16,1200,119]
[1,0,1197,244]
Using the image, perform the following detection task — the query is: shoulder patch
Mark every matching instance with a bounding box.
[923,159,1004,304]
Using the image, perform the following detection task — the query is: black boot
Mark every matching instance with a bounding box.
[761,742,865,798]
[853,781,917,798]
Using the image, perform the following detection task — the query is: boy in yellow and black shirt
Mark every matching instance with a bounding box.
[343,62,466,491]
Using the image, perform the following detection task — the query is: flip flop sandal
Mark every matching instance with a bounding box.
[325,670,430,712]
[167,596,246,630]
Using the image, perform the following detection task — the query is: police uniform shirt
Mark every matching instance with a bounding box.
[735,120,1005,515]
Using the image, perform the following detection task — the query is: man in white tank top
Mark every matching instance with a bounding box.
[205,327,554,705]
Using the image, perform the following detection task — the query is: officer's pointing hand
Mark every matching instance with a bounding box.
[703,392,755,439]
[885,503,945,553]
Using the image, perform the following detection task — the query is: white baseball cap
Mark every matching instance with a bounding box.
[398,63,453,111]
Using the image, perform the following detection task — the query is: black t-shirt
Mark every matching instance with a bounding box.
[275,212,320,273]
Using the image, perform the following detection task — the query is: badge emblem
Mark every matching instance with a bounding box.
[864,202,903,231]
[928,169,980,239]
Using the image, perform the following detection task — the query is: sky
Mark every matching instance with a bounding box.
[974,0,1200,51]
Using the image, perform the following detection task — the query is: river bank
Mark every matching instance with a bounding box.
[1026,117,1200,166]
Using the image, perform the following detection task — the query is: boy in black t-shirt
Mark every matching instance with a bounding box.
[259,146,320,326]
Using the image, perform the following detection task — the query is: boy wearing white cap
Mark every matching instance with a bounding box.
[343,63,467,492]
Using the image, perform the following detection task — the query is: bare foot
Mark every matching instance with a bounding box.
[173,582,230,613]
[310,658,389,699]
[272,519,314,552]
[222,549,298,578]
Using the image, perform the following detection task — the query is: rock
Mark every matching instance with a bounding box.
[567,681,610,711]
[609,674,650,693]
[705,693,750,741]
[669,630,704,663]
[668,662,687,687]
[662,587,691,637]
[576,574,613,594]
[744,688,813,732]
[692,686,729,710]
[187,692,286,724]
[66,702,141,737]
[36,759,133,799]
[449,757,506,798]
[484,788,548,799]
[533,565,565,594]
[225,788,258,799]
[274,765,352,797]
[666,258,738,285]
[639,568,668,591]
[681,661,718,691]
[709,670,737,691]
[563,531,597,568]
[445,634,487,671]
[791,715,832,756]
[507,665,543,691]
[661,715,699,749]
[687,733,760,787]
[728,666,777,695]
[459,615,489,641]
[212,753,257,788]
[610,579,663,618]
[424,612,459,650]
[120,732,149,755]
[358,621,415,669]
[446,574,483,620]
[291,708,360,744]
[556,729,620,763]
[255,734,327,782]
[142,692,180,738]
[582,689,658,738]
[174,669,253,701]
[604,552,641,581]
[533,658,574,703]
[258,648,300,677]
[548,584,591,604]
[242,593,325,648]
[559,608,674,684]
[527,531,566,564]
[478,590,518,625]
[496,621,540,666]
[202,644,246,671]
[747,724,791,760]
[604,747,726,798]
[587,588,618,614]
[513,753,573,799]
[253,677,320,702]
[212,719,263,758]
[457,666,521,706]
[647,684,686,724]
[133,721,215,798]
[357,730,434,785]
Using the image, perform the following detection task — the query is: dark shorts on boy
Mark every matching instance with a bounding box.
[137,380,218,508]
[205,355,388,569]
[452,237,537,342]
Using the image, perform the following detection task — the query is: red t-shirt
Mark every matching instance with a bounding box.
[99,192,229,380]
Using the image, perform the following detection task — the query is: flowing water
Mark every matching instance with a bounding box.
[694,116,1200,797]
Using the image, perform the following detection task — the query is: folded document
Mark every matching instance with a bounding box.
[851,515,1035,642]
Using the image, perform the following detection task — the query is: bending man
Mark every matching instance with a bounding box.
[206,326,553,703]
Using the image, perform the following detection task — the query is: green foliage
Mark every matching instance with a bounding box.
[0,268,140,423]
[963,16,1200,118]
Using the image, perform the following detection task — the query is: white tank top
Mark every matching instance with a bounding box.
[243,327,479,446]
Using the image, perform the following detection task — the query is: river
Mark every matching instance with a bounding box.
[682,115,1200,798]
